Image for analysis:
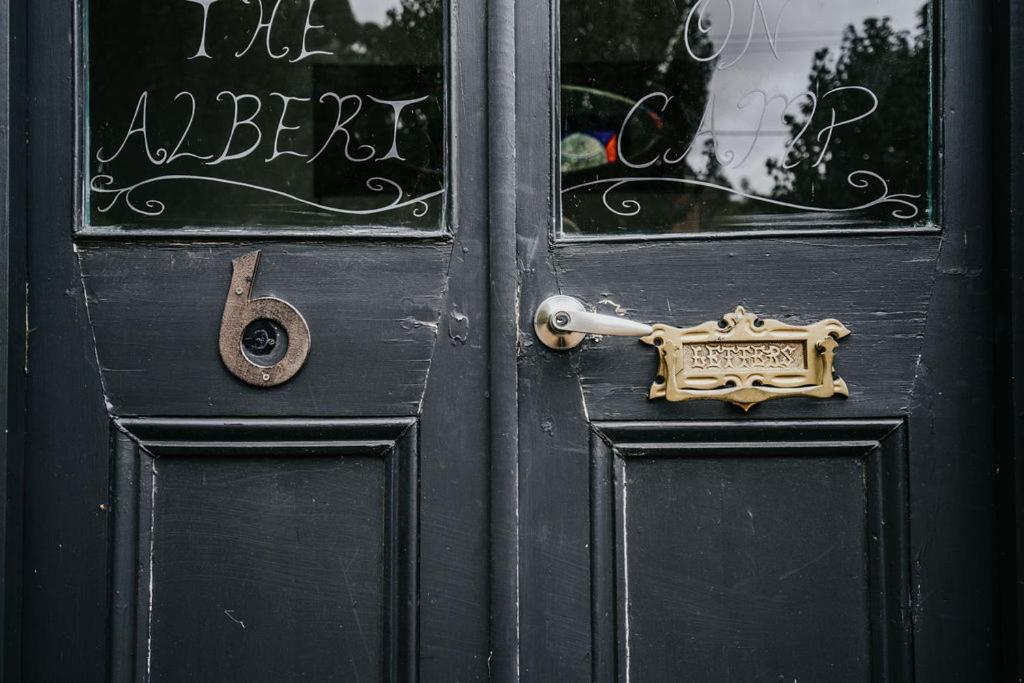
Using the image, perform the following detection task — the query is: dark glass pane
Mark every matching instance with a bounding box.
[560,0,931,235]
[88,0,444,230]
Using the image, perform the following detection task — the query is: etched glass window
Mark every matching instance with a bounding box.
[87,0,445,230]
[560,0,931,235]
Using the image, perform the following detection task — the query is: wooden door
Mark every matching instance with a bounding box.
[4,0,1019,681]
[513,0,1004,680]
[15,0,492,680]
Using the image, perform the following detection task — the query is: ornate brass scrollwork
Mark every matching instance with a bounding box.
[642,306,849,411]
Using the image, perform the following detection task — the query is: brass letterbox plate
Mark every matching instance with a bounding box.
[641,306,850,411]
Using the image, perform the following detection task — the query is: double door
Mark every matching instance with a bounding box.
[12,0,1004,680]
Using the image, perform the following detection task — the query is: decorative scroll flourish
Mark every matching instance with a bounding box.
[642,306,850,411]
[562,170,920,220]
[90,174,444,219]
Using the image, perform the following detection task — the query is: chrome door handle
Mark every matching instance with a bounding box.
[534,295,653,350]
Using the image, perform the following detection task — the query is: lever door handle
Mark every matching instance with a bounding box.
[534,295,653,350]
[533,295,852,411]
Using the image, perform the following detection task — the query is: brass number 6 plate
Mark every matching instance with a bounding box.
[642,306,850,411]
[219,251,311,387]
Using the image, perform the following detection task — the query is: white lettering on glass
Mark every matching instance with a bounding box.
[309,94,376,163]
[616,85,881,174]
[95,91,168,165]
[167,91,214,163]
[184,0,220,60]
[90,1,446,221]
[684,0,792,70]
[266,93,310,161]
[569,83,918,221]
[235,0,289,59]
[368,96,429,161]
[290,0,335,63]
[207,91,264,165]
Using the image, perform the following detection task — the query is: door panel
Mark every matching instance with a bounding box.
[517,0,995,681]
[590,421,910,682]
[22,0,491,680]
[78,244,450,416]
[111,419,417,683]
[553,237,939,418]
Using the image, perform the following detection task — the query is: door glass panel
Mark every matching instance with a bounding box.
[559,0,932,236]
[87,0,445,231]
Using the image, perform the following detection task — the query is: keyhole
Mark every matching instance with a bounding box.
[243,319,277,355]
[242,318,289,366]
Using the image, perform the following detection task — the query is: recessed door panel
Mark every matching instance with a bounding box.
[150,455,386,681]
[110,419,418,683]
[590,421,911,682]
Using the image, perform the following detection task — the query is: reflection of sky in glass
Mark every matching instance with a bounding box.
[689,0,922,193]
[349,0,400,25]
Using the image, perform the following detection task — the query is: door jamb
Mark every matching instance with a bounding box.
[487,0,521,679]
[995,0,1024,677]
[0,0,26,678]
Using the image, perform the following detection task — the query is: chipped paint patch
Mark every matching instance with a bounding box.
[448,309,469,345]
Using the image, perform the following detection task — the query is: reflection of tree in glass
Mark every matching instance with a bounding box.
[304,0,441,65]
[325,0,443,159]
[364,0,443,169]
[765,5,930,220]
[359,0,442,66]
[310,0,444,208]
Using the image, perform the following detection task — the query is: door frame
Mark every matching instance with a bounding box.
[486,0,522,677]
[0,0,26,678]
[996,0,1024,674]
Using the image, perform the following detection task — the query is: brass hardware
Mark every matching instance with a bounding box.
[219,251,311,387]
[533,297,850,410]
[643,306,849,411]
